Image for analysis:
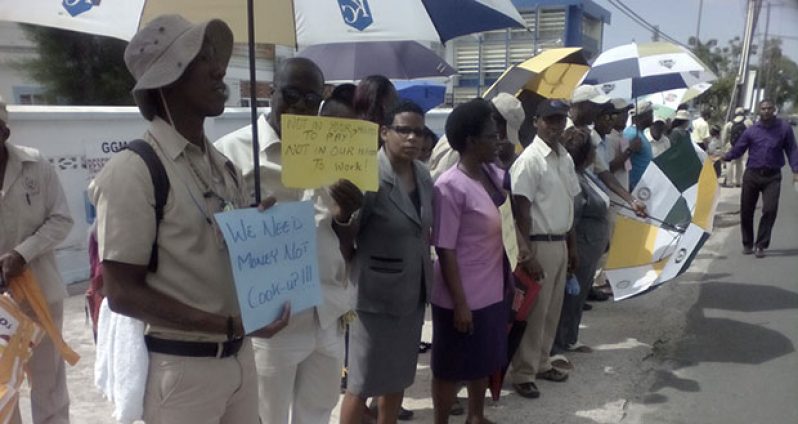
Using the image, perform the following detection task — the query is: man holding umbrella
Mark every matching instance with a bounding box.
[216,58,362,424]
[90,15,289,423]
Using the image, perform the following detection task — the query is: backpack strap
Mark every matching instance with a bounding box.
[125,140,170,273]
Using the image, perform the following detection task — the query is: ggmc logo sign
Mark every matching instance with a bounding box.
[337,0,373,31]
[62,0,101,17]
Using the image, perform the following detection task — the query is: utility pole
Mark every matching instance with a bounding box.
[652,25,660,42]
[695,0,704,42]
[726,0,762,122]
[753,1,771,108]
[760,1,771,103]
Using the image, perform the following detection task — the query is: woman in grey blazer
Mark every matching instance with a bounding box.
[339,101,434,424]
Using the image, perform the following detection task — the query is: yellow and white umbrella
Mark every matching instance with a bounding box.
[482,47,590,100]
[606,137,720,300]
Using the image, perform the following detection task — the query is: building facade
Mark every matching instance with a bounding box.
[446,0,610,104]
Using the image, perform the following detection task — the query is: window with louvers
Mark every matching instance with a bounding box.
[450,9,566,105]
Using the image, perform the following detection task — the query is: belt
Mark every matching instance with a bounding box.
[144,335,244,358]
[529,234,566,242]
[748,168,780,177]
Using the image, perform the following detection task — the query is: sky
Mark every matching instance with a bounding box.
[592,0,798,62]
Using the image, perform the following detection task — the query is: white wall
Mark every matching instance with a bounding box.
[6,105,452,285]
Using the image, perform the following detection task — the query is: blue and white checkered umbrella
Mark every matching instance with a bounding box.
[582,42,716,100]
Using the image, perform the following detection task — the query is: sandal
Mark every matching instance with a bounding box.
[550,354,573,370]
[536,367,569,382]
[567,342,593,353]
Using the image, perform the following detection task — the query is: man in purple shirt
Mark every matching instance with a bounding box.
[722,99,798,257]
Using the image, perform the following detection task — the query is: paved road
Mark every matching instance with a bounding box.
[626,167,798,424]
[17,168,798,424]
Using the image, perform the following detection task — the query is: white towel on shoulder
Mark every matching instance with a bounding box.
[94,298,148,424]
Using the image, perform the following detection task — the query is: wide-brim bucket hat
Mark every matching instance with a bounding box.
[125,14,233,92]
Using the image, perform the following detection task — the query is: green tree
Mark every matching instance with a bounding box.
[16,25,134,105]
[755,38,798,108]
[688,36,742,120]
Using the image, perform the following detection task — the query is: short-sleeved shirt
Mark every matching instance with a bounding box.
[644,128,672,158]
[90,117,248,342]
[691,117,709,144]
[624,125,653,190]
[509,136,581,235]
[600,129,630,204]
[589,128,609,173]
[432,165,504,310]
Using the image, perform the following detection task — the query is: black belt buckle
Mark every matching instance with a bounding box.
[145,335,244,358]
[219,337,244,358]
[529,234,566,242]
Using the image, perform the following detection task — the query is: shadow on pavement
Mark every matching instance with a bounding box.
[678,272,731,282]
[697,281,798,312]
[649,369,700,393]
[763,248,798,257]
[674,315,794,365]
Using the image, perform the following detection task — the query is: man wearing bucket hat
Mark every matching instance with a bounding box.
[0,98,74,423]
[90,15,289,423]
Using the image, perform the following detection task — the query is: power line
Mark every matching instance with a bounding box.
[605,0,690,48]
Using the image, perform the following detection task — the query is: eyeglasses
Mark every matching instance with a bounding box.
[388,125,426,137]
[280,87,323,106]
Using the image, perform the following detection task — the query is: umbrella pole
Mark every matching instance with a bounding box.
[247,0,262,205]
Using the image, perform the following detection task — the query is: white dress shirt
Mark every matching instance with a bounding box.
[510,136,581,236]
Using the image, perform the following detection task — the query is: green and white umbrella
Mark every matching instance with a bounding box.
[582,42,716,100]
[605,138,721,300]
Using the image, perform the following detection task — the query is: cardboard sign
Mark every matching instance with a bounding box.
[281,114,379,191]
[215,201,321,333]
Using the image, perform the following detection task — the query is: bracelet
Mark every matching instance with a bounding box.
[334,208,360,227]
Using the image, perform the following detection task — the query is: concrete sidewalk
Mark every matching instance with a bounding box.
[17,186,744,424]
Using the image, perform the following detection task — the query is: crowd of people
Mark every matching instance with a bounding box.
[2,12,798,424]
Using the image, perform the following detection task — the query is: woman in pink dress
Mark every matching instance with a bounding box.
[431,98,508,424]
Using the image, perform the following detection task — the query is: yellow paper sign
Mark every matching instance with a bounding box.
[281,114,379,191]
[499,199,519,270]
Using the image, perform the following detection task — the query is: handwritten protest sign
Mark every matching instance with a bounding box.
[499,199,519,270]
[281,114,379,191]
[215,201,321,333]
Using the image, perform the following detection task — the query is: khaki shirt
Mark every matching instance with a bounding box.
[215,114,351,330]
[510,136,581,236]
[89,118,247,342]
[1,144,72,303]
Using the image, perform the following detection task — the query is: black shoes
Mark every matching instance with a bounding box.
[755,247,765,258]
[513,382,540,399]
